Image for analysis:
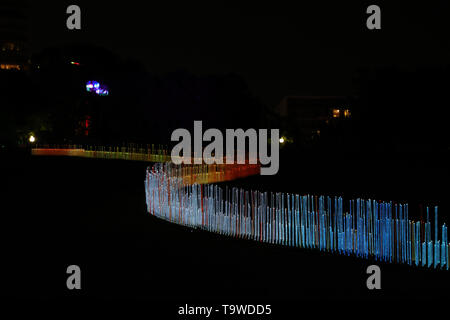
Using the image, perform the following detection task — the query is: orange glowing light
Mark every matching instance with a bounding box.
[332,109,340,118]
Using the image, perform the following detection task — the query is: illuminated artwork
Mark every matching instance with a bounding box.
[145,163,449,270]
[31,147,449,270]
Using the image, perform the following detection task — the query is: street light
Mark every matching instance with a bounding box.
[29,135,35,143]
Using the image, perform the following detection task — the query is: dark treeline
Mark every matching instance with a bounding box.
[354,66,450,153]
[0,44,264,148]
[1,44,450,157]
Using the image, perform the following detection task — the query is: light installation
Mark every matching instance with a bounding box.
[145,163,449,270]
[32,146,260,184]
[86,81,109,96]
[29,146,449,270]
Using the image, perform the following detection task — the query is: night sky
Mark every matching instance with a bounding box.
[30,1,450,105]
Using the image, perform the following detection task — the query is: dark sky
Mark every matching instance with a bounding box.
[29,1,450,105]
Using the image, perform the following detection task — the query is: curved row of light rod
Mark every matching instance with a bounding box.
[145,163,449,270]
[30,148,449,270]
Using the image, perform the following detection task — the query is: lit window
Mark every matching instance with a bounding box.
[332,109,340,118]
[2,42,15,51]
[0,64,21,71]
[343,109,351,118]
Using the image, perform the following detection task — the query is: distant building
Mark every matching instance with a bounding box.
[0,1,30,71]
[276,96,353,144]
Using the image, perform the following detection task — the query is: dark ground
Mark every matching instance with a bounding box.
[1,150,449,314]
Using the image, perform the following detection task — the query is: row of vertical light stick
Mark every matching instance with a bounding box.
[145,163,449,270]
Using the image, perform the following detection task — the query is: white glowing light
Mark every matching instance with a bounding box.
[29,135,35,143]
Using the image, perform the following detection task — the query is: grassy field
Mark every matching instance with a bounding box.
[2,151,449,305]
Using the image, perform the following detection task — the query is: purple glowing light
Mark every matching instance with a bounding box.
[86,81,109,96]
